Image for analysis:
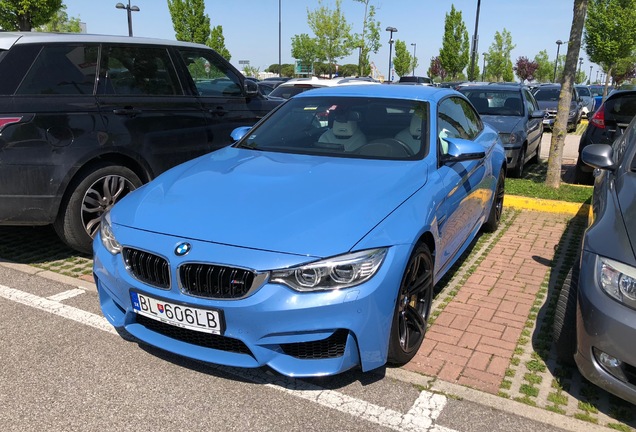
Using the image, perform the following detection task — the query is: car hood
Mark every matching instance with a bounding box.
[480,115,522,134]
[111,147,427,258]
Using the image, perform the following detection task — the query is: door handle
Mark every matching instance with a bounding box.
[113,108,142,117]
[209,107,228,117]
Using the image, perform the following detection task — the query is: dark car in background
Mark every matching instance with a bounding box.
[575,90,636,183]
[459,84,544,177]
[532,84,583,132]
[553,114,636,406]
[0,32,281,254]
[575,84,595,118]
[397,76,433,85]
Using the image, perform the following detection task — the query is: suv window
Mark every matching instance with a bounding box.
[523,88,539,112]
[16,45,98,95]
[179,49,242,97]
[100,45,182,96]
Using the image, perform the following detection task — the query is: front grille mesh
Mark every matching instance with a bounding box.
[123,248,170,289]
[280,330,348,359]
[179,263,256,299]
[136,315,252,355]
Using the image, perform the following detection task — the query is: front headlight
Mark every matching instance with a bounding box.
[498,132,518,144]
[598,256,636,304]
[100,210,122,255]
[270,248,387,292]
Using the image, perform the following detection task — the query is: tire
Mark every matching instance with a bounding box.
[54,163,142,254]
[573,162,594,185]
[553,264,579,366]
[483,170,505,233]
[509,146,526,178]
[387,243,434,365]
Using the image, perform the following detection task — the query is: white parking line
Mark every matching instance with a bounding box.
[47,288,86,302]
[0,283,456,432]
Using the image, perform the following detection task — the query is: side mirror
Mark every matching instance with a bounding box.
[530,109,545,119]
[441,137,486,163]
[230,126,252,142]
[581,144,615,171]
[244,80,259,98]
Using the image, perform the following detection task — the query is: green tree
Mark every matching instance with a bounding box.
[242,65,259,78]
[339,63,358,77]
[0,0,62,31]
[438,5,469,80]
[486,29,516,82]
[37,3,80,32]
[533,50,553,82]
[291,33,320,75]
[208,25,230,60]
[393,40,412,78]
[352,0,380,77]
[584,0,636,96]
[307,0,354,78]
[167,0,210,45]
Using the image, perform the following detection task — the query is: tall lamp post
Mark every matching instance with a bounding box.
[588,65,593,85]
[386,26,397,83]
[577,57,583,83]
[481,52,487,82]
[468,0,482,81]
[553,39,566,83]
[115,1,140,37]
[410,43,416,76]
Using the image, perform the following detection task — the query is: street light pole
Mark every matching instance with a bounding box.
[553,40,564,83]
[386,26,397,83]
[278,0,281,77]
[410,43,416,76]
[577,57,583,83]
[115,1,140,37]
[588,65,593,85]
[481,52,487,82]
[468,0,481,81]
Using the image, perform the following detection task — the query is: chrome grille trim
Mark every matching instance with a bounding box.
[123,247,171,289]
[178,262,268,299]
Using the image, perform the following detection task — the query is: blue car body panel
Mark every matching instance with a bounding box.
[94,84,506,377]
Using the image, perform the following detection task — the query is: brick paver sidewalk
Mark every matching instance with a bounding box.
[404,211,570,394]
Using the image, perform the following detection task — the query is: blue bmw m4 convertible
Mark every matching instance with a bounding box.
[94,84,506,377]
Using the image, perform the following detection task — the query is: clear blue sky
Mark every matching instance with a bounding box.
[64,0,598,80]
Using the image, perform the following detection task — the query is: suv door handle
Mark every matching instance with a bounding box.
[113,108,142,117]
[209,107,228,117]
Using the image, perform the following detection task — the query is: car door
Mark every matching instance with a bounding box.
[175,48,265,151]
[523,88,543,156]
[435,96,491,272]
[96,43,211,177]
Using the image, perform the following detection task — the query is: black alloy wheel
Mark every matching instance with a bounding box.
[388,243,434,365]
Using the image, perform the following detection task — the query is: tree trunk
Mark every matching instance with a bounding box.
[545,0,588,188]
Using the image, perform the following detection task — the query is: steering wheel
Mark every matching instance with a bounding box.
[355,138,415,157]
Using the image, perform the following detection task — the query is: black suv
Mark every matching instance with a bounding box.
[0,32,281,253]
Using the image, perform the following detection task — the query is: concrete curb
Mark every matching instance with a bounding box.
[506,195,590,216]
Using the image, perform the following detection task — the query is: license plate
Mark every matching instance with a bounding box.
[131,291,223,335]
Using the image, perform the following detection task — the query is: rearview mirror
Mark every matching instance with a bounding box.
[441,137,486,163]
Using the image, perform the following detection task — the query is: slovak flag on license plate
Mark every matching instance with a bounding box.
[157,304,164,313]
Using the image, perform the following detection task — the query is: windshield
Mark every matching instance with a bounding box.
[576,86,591,97]
[533,88,560,101]
[234,96,429,160]
[459,89,523,116]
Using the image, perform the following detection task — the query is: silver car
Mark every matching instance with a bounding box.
[553,114,636,405]
[575,84,595,118]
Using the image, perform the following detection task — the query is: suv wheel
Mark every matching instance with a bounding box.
[510,146,526,178]
[54,163,142,254]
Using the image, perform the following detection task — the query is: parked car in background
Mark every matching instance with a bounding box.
[397,76,433,85]
[575,90,636,183]
[553,113,636,406]
[575,84,595,118]
[590,84,614,112]
[532,84,583,132]
[0,32,281,254]
[268,76,379,99]
[459,84,544,177]
[94,84,506,377]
